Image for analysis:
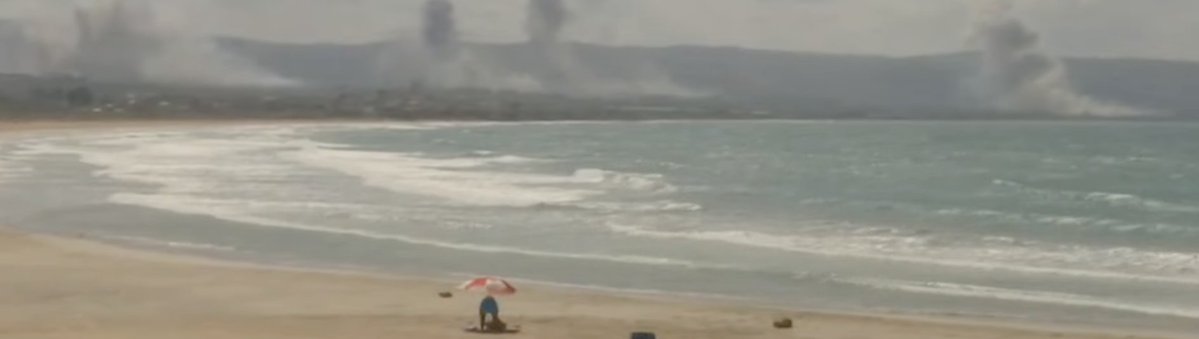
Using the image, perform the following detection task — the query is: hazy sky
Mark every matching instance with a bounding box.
[2,0,1197,61]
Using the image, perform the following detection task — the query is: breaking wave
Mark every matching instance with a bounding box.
[108,192,704,269]
[607,223,1199,284]
[841,278,1199,319]
[991,179,1199,213]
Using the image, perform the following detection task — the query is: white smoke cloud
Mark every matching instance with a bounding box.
[402,0,543,91]
[0,21,48,74]
[422,0,460,59]
[970,0,1150,117]
[4,0,296,87]
[518,0,696,97]
[6,0,1197,61]
[386,0,693,97]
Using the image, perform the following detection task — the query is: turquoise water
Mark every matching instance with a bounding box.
[2,121,1198,334]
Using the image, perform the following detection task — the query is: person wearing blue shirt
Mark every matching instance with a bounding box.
[479,295,501,330]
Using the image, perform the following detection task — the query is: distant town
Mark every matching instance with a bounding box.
[0,73,742,121]
[3,73,1184,123]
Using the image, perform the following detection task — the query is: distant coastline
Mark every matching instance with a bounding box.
[4,40,1198,122]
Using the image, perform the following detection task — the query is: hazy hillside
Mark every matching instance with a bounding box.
[218,38,1199,118]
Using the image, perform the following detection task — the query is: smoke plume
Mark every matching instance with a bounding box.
[422,0,460,59]
[518,0,693,97]
[69,0,160,83]
[526,0,568,44]
[0,21,48,74]
[396,0,540,91]
[12,0,295,87]
[971,0,1147,117]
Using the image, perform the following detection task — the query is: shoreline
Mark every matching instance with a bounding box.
[0,118,385,137]
[0,120,1191,339]
[0,227,1183,339]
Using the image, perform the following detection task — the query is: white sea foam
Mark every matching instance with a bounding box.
[9,126,706,268]
[0,148,36,184]
[108,193,702,268]
[841,278,1199,319]
[279,144,680,207]
[16,124,686,211]
[570,168,678,193]
[992,179,1199,213]
[105,235,237,252]
[808,197,1198,236]
[538,200,703,213]
[280,145,601,207]
[11,129,341,222]
[933,208,1196,235]
[607,223,1199,285]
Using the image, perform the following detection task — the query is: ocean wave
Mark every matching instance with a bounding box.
[459,151,542,164]
[0,156,32,182]
[280,144,680,207]
[570,168,678,193]
[281,146,601,207]
[17,127,682,211]
[607,223,1199,285]
[535,200,702,213]
[801,197,1196,236]
[108,193,706,269]
[933,208,1196,235]
[991,179,1199,213]
[349,213,496,230]
[105,235,238,252]
[467,274,753,303]
[840,278,1199,319]
[55,140,306,192]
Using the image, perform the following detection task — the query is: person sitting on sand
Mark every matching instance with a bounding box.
[479,295,502,331]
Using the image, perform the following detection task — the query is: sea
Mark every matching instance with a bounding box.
[1,121,1197,335]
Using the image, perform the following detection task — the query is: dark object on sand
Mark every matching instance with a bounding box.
[631,332,657,339]
[488,319,508,332]
[438,291,453,298]
[773,317,793,329]
[464,327,521,334]
[464,322,521,334]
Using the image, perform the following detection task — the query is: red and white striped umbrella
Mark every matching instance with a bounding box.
[458,277,517,295]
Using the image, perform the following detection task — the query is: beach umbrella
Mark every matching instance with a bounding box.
[458,277,517,296]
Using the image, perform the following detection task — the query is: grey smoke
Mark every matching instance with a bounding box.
[408,0,540,91]
[526,0,567,44]
[69,0,160,83]
[518,0,694,97]
[422,0,460,59]
[0,21,49,75]
[12,0,295,87]
[972,0,1147,117]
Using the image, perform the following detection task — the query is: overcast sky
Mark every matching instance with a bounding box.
[3,0,1197,61]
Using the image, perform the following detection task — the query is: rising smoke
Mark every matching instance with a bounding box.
[422,0,460,59]
[526,0,568,44]
[409,0,542,91]
[13,0,295,87]
[519,0,693,97]
[0,21,48,75]
[971,0,1147,117]
[68,0,159,83]
[399,0,690,96]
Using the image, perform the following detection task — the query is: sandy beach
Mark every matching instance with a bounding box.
[0,229,1171,339]
[0,120,1184,339]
